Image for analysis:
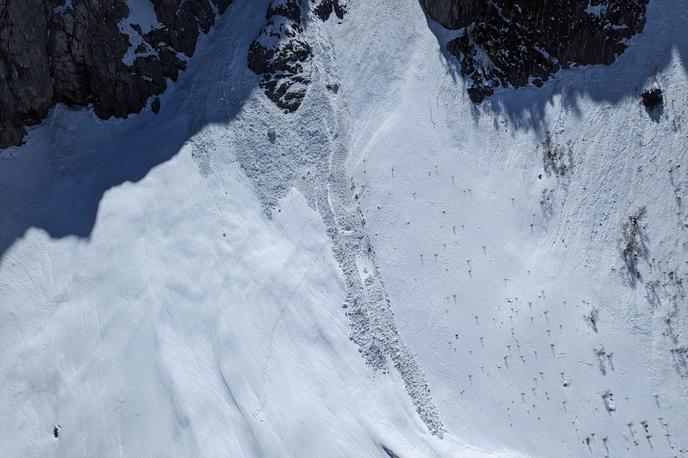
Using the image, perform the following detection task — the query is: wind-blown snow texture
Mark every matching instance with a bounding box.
[1,0,687,457]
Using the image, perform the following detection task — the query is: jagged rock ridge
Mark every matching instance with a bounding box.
[420,0,649,102]
[0,0,231,148]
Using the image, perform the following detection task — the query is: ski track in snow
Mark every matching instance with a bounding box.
[257,242,327,408]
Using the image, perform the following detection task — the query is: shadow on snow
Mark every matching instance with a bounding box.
[0,0,270,260]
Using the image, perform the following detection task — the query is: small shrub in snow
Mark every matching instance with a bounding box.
[542,134,573,177]
[621,207,648,285]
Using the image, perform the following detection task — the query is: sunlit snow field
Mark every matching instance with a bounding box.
[1,0,687,457]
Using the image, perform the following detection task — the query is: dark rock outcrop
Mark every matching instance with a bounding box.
[420,0,649,102]
[0,0,232,149]
[247,0,346,112]
[247,0,312,112]
[312,0,346,21]
[418,0,479,29]
[641,88,663,110]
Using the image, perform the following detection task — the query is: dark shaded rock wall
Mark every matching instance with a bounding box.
[0,0,232,148]
[418,0,479,29]
[420,0,649,102]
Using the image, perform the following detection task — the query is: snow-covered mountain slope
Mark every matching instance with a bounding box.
[1,0,687,457]
[335,1,688,456]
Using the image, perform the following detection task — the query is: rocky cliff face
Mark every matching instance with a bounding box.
[247,0,313,112]
[420,0,649,102]
[247,0,346,112]
[418,0,479,29]
[1,0,650,148]
[0,0,231,148]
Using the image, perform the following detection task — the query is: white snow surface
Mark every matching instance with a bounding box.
[2,0,688,457]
